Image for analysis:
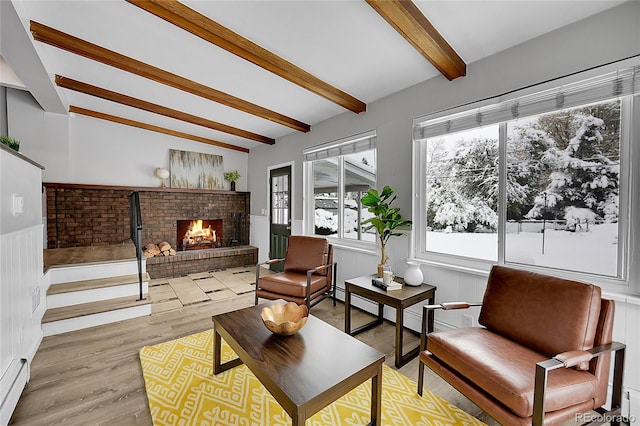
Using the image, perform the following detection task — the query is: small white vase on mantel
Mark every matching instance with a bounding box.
[404,260,423,286]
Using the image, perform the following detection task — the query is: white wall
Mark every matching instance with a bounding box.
[247,1,640,417]
[0,145,45,425]
[6,89,249,190]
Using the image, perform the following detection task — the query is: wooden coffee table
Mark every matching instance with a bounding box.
[345,274,436,368]
[212,301,385,426]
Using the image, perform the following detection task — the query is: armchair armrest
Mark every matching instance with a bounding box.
[305,261,338,299]
[552,350,593,368]
[420,302,482,350]
[425,302,482,311]
[255,258,286,302]
[306,261,337,275]
[533,341,626,426]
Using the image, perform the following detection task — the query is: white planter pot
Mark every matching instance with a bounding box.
[404,261,424,286]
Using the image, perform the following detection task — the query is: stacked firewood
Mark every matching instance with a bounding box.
[143,241,176,258]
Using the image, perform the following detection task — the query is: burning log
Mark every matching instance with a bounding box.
[182,219,218,250]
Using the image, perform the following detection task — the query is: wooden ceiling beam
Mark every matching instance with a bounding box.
[126,0,367,114]
[56,75,274,145]
[31,21,309,133]
[69,106,250,153]
[366,0,466,81]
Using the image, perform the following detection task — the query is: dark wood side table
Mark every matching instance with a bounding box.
[345,274,436,368]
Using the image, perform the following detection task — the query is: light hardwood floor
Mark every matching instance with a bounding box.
[10,293,499,426]
[12,292,592,426]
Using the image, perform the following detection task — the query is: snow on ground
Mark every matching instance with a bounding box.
[426,223,618,277]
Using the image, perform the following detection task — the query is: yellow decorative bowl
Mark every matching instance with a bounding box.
[261,302,309,336]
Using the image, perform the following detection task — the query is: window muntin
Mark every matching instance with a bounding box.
[271,173,289,226]
[420,98,625,278]
[343,150,376,241]
[305,132,377,242]
[425,126,499,261]
[312,158,338,237]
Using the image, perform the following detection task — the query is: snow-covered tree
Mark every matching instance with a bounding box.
[427,137,499,232]
[526,114,619,225]
[506,125,554,220]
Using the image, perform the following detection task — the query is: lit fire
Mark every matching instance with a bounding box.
[183,220,216,249]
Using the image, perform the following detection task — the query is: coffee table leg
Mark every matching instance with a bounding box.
[292,410,305,426]
[212,323,243,374]
[370,363,382,426]
[213,324,222,374]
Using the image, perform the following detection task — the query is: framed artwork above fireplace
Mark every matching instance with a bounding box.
[169,149,224,190]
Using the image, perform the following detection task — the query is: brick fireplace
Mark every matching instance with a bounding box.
[44,183,257,278]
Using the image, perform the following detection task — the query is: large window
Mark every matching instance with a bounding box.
[426,125,499,260]
[415,67,638,279]
[304,131,377,242]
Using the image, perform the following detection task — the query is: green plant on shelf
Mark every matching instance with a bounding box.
[224,171,240,183]
[0,136,20,152]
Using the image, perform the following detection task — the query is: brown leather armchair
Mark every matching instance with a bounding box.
[255,236,337,310]
[417,265,626,426]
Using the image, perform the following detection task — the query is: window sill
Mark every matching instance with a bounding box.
[325,237,377,256]
[413,253,636,296]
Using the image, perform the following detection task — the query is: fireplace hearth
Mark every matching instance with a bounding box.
[177,219,223,251]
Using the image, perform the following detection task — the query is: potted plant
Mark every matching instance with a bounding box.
[224,170,240,191]
[0,136,20,152]
[361,185,412,277]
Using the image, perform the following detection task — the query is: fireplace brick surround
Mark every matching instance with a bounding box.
[44,183,257,278]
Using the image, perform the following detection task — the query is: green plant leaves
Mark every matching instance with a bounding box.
[360,185,412,247]
[0,136,20,152]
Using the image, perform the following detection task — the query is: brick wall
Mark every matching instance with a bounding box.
[45,184,250,250]
[146,246,257,278]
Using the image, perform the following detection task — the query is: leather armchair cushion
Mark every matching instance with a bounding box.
[428,327,598,418]
[284,236,329,275]
[258,272,330,298]
[478,266,601,368]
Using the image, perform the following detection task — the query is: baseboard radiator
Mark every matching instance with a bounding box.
[0,358,28,426]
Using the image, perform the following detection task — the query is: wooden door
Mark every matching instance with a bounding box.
[269,166,291,272]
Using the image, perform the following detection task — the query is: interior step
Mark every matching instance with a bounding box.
[46,258,145,285]
[47,273,150,309]
[42,296,152,336]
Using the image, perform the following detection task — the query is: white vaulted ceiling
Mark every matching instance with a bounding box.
[3,0,627,152]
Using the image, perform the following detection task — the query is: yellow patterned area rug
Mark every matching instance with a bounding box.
[139,329,485,426]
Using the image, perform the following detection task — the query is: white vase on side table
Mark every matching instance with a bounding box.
[404,261,423,286]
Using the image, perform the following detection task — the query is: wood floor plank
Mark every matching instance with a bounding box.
[149,284,177,302]
[224,281,255,294]
[152,299,183,314]
[188,272,212,280]
[194,277,227,293]
[210,270,245,284]
[42,296,151,323]
[207,289,236,301]
[167,277,210,305]
[47,273,150,295]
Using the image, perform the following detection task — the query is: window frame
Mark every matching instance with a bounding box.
[303,131,378,250]
[412,74,638,288]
